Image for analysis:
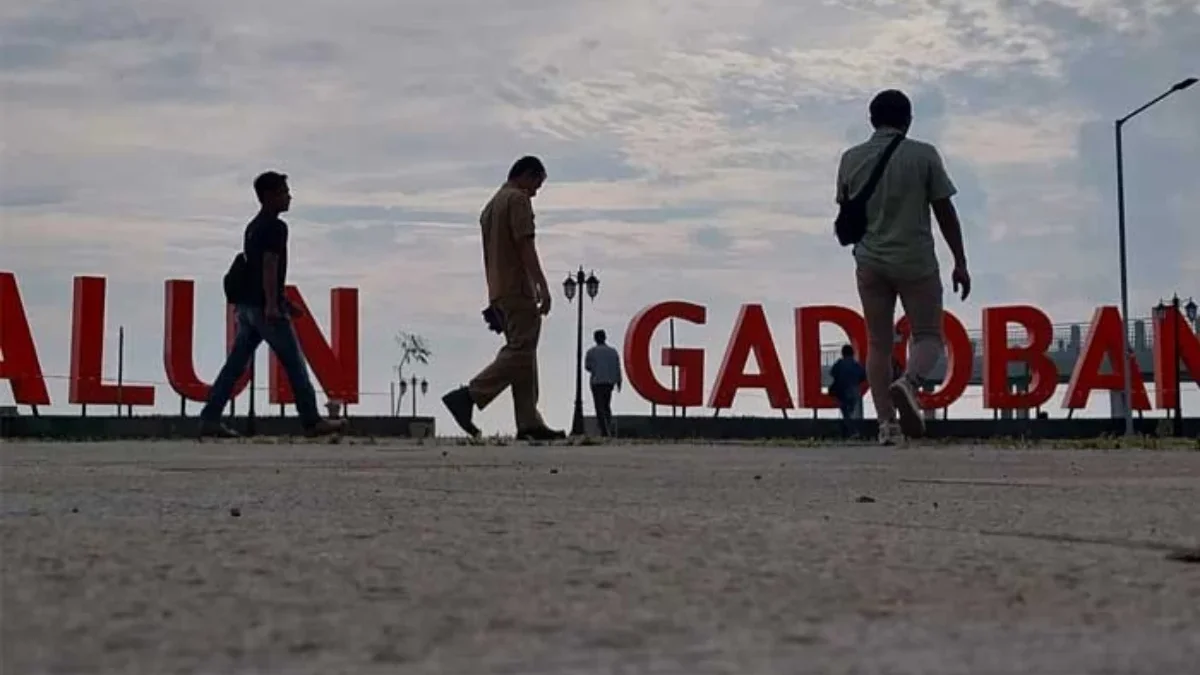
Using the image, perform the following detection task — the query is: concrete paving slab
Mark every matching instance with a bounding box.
[2,440,1199,674]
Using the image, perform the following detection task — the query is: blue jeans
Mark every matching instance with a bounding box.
[200,305,320,427]
[838,393,862,438]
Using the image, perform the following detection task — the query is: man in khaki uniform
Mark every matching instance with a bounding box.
[442,156,566,441]
[836,90,972,445]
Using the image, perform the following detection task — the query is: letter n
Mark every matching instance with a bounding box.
[269,286,359,405]
[1152,306,1200,409]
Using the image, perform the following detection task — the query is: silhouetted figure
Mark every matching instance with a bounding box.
[829,344,867,438]
[442,156,565,441]
[837,89,971,445]
[199,171,345,439]
[585,329,622,436]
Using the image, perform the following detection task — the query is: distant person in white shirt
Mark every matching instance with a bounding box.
[584,329,622,437]
[836,89,971,446]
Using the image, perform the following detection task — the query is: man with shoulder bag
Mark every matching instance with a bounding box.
[199,171,345,439]
[834,90,972,446]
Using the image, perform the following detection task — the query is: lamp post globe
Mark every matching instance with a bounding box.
[1186,297,1198,324]
[585,272,600,300]
[562,274,577,301]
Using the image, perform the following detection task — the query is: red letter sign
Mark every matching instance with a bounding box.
[623,301,707,407]
[709,304,793,409]
[1063,306,1150,410]
[1152,307,1200,409]
[981,305,1058,409]
[163,280,249,401]
[0,271,50,405]
[795,305,867,409]
[893,310,972,409]
[269,286,360,405]
[68,276,155,406]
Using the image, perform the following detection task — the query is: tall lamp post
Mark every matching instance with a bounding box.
[563,268,600,437]
[1114,76,1197,436]
[398,375,429,417]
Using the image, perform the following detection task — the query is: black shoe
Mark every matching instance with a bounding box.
[198,421,240,439]
[516,426,567,442]
[442,386,481,438]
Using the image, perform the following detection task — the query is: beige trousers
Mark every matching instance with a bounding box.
[468,296,545,430]
[855,264,944,422]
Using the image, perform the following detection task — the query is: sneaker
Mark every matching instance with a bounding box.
[198,421,240,439]
[304,418,346,438]
[516,426,567,442]
[877,420,901,446]
[889,375,926,438]
[442,386,481,438]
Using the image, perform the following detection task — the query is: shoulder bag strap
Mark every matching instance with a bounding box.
[853,134,904,203]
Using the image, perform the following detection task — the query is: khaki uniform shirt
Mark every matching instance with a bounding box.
[480,184,536,302]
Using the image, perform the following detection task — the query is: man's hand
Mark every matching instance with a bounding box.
[952,265,971,301]
[536,285,552,316]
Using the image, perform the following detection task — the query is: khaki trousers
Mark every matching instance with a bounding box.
[469,296,545,430]
[855,263,944,422]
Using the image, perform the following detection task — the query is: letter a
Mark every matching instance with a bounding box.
[0,271,51,405]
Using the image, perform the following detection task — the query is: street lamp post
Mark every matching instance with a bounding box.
[398,375,429,417]
[563,267,600,437]
[1114,76,1197,437]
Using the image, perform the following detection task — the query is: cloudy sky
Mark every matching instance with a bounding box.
[2,0,1198,432]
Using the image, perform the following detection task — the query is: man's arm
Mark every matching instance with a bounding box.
[585,348,594,373]
[259,222,286,316]
[927,148,965,268]
[510,194,550,310]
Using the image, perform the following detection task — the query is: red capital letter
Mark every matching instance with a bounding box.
[269,286,360,405]
[69,276,155,406]
[893,310,972,409]
[1152,307,1200,409]
[795,305,867,409]
[709,304,793,409]
[1063,306,1150,410]
[163,280,249,401]
[0,271,50,405]
[622,301,707,407]
[981,305,1058,409]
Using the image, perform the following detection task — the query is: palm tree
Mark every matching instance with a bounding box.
[394,331,432,415]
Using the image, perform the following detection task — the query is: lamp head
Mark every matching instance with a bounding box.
[399,379,408,396]
[562,273,577,301]
[584,271,600,299]
[1186,297,1198,323]
[1172,77,1198,91]
[420,379,429,395]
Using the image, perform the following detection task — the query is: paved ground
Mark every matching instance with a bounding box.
[2,439,1200,675]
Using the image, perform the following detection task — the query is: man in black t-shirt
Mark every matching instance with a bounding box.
[199,171,345,438]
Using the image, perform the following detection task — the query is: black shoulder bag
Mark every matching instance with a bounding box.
[834,134,904,247]
[222,252,249,305]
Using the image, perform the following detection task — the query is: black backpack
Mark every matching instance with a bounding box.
[834,134,904,247]
[222,252,249,305]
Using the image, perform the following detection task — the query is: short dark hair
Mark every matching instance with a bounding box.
[254,171,288,199]
[508,155,546,181]
[841,344,855,358]
[869,89,912,129]
[594,329,607,343]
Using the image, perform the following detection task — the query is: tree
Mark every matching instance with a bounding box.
[394,331,432,415]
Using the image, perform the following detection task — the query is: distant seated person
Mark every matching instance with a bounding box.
[829,344,867,438]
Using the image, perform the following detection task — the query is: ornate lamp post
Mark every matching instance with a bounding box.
[563,267,600,436]
[398,375,429,417]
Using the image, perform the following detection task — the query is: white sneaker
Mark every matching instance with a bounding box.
[889,376,926,438]
[878,420,901,446]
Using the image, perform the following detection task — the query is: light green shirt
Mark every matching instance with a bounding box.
[837,127,957,280]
